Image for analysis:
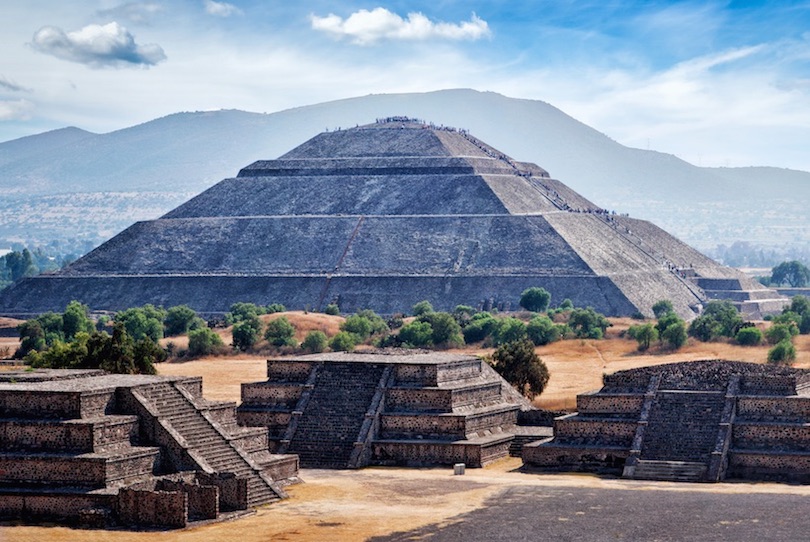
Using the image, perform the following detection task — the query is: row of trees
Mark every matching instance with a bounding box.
[0,247,78,289]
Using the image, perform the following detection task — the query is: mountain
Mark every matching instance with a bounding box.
[1,89,808,251]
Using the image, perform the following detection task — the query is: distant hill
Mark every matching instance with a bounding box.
[1,89,808,251]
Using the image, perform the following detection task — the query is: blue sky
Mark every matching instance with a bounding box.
[1,1,809,170]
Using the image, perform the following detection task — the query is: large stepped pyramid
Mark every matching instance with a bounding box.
[0,117,785,319]
[523,360,810,483]
[237,350,532,468]
[0,369,299,528]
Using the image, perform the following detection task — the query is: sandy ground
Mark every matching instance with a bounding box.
[5,458,810,542]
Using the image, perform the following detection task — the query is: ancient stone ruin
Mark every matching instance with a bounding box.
[0,118,785,319]
[236,350,548,468]
[523,360,810,483]
[0,369,299,528]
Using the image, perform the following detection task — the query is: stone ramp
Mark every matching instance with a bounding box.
[132,382,286,507]
[285,362,386,468]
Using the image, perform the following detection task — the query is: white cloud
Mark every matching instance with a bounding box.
[98,2,165,25]
[204,0,242,18]
[0,99,34,121]
[310,8,490,45]
[30,22,166,68]
[0,76,32,93]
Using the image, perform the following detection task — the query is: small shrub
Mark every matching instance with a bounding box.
[329,331,357,352]
[266,303,286,314]
[387,314,404,330]
[412,300,434,317]
[187,328,224,357]
[264,316,297,347]
[398,320,433,347]
[301,331,327,353]
[767,340,796,365]
[651,300,674,319]
[519,287,551,313]
[462,313,497,343]
[417,312,464,347]
[526,315,560,346]
[231,317,262,351]
[736,327,763,346]
[628,323,657,351]
[766,323,798,345]
[661,321,688,350]
[324,303,340,316]
[492,317,528,346]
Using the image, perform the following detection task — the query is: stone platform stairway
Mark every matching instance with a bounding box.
[633,391,726,482]
[133,382,286,507]
[284,363,387,468]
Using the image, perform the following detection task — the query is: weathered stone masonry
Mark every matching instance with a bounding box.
[0,369,299,528]
[523,360,810,483]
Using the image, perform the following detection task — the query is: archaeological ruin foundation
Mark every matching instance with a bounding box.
[523,360,810,482]
[0,369,299,528]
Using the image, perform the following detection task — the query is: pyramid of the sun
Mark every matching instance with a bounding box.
[0,118,785,318]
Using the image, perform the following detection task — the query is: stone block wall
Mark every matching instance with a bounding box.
[117,488,188,528]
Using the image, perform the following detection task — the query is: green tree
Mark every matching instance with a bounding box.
[490,339,550,400]
[629,323,658,351]
[767,340,797,364]
[398,320,434,347]
[264,316,297,347]
[736,327,763,346]
[519,287,551,313]
[418,312,464,347]
[788,296,810,317]
[115,305,166,342]
[341,314,373,341]
[652,300,674,319]
[411,300,434,317]
[766,323,798,345]
[16,320,46,357]
[462,313,497,343]
[452,305,476,327]
[187,327,224,357]
[492,317,528,346]
[329,331,357,352]
[661,320,688,350]
[231,316,262,351]
[771,260,810,288]
[62,301,94,341]
[688,300,743,341]
[225,302,266,326]
[265,303,286,314]
[526,315,560,346]
[164,305,203,336]
[568,307,610,339]
[301,331,328,353]
[324,303,340,316]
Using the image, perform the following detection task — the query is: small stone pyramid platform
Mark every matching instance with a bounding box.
[522,360,810,483]
[0,369,299,528]
[0,117,785,319]
[236,350,532,468]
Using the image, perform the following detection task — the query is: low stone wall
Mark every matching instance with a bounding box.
[266,360,315,382]
[554,415,636,446]
[380,408,517,441]
[737,397,810,422]
[241,382,303,408]
[372,438,510,468]
[522,441,629,473]
[117,487,188,528]
[385,388,453,412]
[727,451,810,482]
[0,491,113,523]
[733,422,810,451]
[576,393,644,416]
[0,416,136,452]
[157,479,219,520]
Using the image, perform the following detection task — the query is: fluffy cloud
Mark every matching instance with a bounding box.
[0,99,34,121]
[310,8,490,45]
[0,76,31,93]
[97,2,164,25]
[204,0,242,18]
[30,22,166,68]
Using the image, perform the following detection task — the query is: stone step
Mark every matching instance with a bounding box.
[630,460,707,482]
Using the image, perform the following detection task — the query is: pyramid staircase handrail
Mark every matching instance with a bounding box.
[622,374,661,478]
[348,366,395,469]
[707,375,740,481]
[278,362,321,454]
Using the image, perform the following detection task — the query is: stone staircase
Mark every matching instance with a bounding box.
[635,391,725,480]
[134,382,284,507]
[285,363,386,468]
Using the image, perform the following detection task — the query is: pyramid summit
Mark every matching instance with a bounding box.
[0,118,785,318]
